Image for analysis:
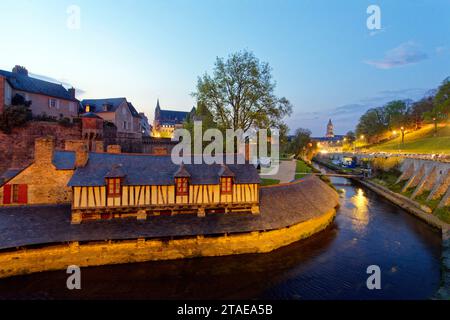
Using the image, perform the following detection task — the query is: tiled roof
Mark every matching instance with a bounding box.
[68,153,260,187]
[0,70,77,102]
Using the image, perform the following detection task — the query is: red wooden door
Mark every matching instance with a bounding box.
[18,184,28,204]
[3,185,11,204]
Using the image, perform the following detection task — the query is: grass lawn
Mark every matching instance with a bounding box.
[434,206,450,224]
[368,124,450,154]
[260,178,280,186]
[296,160,312,174]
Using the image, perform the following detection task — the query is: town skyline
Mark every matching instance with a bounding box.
[1,0,449,136]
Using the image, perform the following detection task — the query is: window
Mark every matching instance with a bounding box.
[49,98,58,109]
[107,178,121,197]
[221,177,233,194]
[3,184,27,204]
[176,178,189,196]
[85,105,90,112]
[69,102,75,112]
[12,184,19,203]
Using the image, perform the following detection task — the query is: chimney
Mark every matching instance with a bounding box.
[35,137,55,165]
[107,145,121,154]
[94,140,104,153]
[0,76,5,114]
[68,87,76,99]
[65,140,89,168]
[12,65,28,76]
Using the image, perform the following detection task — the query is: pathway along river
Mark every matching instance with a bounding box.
[0,164,442,299]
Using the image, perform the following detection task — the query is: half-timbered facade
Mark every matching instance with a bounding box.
[68,153,260,223]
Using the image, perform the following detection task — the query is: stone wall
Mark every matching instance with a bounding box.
[0,75,4,114]
[0,208,335,279]
[0,121,82,175]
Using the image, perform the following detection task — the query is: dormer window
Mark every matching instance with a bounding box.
[221,177,233,194]
[176,178,189,196]
[103,104,108,111]
[107,178,121,197]
[85,105,90,112]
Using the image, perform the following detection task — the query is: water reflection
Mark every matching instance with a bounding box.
[0,165,442,300]
[350,188,370,232]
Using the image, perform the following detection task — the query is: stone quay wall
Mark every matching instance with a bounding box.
[0,208,335,279]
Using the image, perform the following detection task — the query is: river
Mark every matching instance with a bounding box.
[0,165,442,300]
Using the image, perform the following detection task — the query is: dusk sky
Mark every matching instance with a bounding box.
[1,0,449,136]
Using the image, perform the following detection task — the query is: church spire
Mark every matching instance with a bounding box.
[326,119,334,138]
[156,98,161,110]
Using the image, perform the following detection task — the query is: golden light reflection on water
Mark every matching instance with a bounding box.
[350,188,369,231]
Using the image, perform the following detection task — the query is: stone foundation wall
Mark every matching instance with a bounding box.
[0,208,336,279]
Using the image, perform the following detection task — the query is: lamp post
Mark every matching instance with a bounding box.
[400,127,405,145]
[433,117,437,136]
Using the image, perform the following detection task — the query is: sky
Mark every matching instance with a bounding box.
[0,0,449,136]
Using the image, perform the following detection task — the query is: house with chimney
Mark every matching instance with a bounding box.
[152,99,194,138]
[80,98,143,136]
[0,138,261,224]
[0,65,79,119]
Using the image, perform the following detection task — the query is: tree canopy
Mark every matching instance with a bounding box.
[193,50,292,132]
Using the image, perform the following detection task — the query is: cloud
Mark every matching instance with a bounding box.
[365,41,428,69]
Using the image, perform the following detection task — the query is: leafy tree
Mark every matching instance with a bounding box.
[356,107,387,141]
[287,128,312,157]
[431,77,450,124]
[384,100,410,130]
[411,97,434,129]
[193,50,292,132]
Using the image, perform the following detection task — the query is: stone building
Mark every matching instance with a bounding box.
[152,99,193,138]
[0,65,79,119]
[0,138,261,224]
[312,119,345,153]
[0,137,77,206]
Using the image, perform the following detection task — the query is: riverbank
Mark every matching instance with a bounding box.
[313,158,450,300]
[0,175,339,278]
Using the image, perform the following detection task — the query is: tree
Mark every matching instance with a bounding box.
[411,97,434,129]
[287,128,312,158]
[431,77,450,127]
[0,104,32,134]
[384,100,410,130]
[356,107,387,141]
[193,50,292,132]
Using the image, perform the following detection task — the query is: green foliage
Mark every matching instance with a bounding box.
[260,178,280,186]
[434,206,450,224]
[433,77,450,121]
[0,104,32,133]
[286,128,313,158]
[193,50,292,131]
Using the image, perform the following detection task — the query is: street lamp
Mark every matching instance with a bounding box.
[400,126,405,144]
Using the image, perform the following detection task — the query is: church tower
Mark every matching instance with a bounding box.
[326,119,334,138]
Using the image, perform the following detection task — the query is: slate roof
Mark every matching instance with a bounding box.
[0,70,78,102]
[81,98,127,113]
[52,151,76,170]
[68,153,260,187]
[157,109,189,126]
[0,176,339,250]
[127,102,140,118]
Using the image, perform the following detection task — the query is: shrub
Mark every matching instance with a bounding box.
[0,104,32,133]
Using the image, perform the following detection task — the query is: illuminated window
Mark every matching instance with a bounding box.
[176,178,189,196]
[85,105,90,112]
[221,177,233,194]
[107,178,121,197]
